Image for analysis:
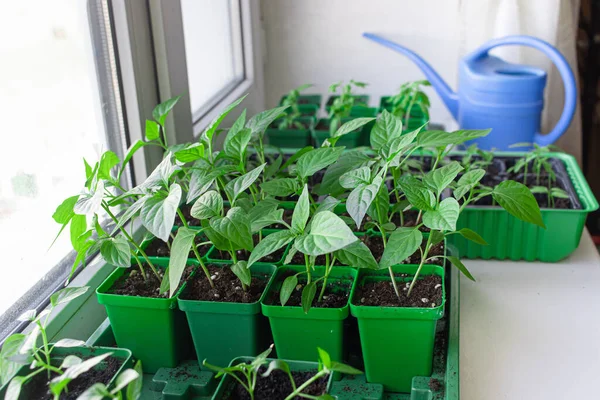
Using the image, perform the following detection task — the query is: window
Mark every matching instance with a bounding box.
[181,0,245,121]
[0,0,125,321]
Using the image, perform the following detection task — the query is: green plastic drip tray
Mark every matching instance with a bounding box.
[86,265,459,399]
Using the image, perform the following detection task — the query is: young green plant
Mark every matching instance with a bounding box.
[278,84,313,130]
[77,361,143,400]
[328,80,368,136]
[386,80,431,128]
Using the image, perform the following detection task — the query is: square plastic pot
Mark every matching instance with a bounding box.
[350,264,446,393]
[96,259,195,373]
[178,263,277,369]
[211,356,333,400]
[266,116,315,149]
[448,152,598,262]
[261,266,356,363]
[0,346,132,398]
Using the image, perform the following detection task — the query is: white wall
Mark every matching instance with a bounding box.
[260,0,461,129]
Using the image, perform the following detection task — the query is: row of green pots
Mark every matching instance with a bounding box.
[267,94,427,150]
[95,238,446,393]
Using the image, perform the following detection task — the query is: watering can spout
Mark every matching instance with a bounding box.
[363,32,459,119]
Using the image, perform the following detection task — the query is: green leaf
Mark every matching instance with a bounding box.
[261,178,298,197]
[0,335,26,385]
[111,195,148,235]
[53,196,79,224]
[210,207,253,251]
[191,190,223,220]
[225,163,266,204]
[301,282,316,314]
[145,120,160,141]
[280,146,314,172]
[248,230,296,267]
[153,95,182,125]
[458,228,488,245]
[224,127,252,163]
[457,168,486,187]
[492,181,545,228]
[77,383,111,400]
[5,376,26,400]
[280,275,297,306]
[422,198,460,231]
[335,240,378,269]
[50,286,89,307]
[329,361,363,375]
[100,236,131,268]
[366,181,390,224]
[379,227,423,269]
[74,180,105,216]
[262,359,291,377]
[317,347,331,369]
[174,143,205,163]
[383,126,421,162]
[447,256,476,281]
[202,95,247,144]
[98,151,120,180]
[339,166,371,189]
[131,154,179,193]
[50,353,112,396]
[187,169,223,203]
[119,140,148,181]
[296,147,345,179]
[314,196,341,214]
[231,261,252,286]
[397,175,435,211]
[429,230,445,246]
[70,214,88,251]
[334,117,375,137]
[248,199,282,231]
[264,155,283,179]
[168,227,196,297]
[246,106,289,137]
[423,161,463,195]
[126,361,144,400]
[347,178,382,229]
[295,211,358,256]
[54,339,86,348]
[551,187,570,199]
[318,150,371,196]
[417,129,490,148]
[371,109,403,150]
[140,184,182,242]
[292,185,310,234]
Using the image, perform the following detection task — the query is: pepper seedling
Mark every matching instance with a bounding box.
[386,80,431,128]
[0,287,116,400]
[203,345,361,400]
[278,83,313,130]
[248,185,360,313]
[76,360,143,400]
[328,80,368,136]
[530,186,570,208]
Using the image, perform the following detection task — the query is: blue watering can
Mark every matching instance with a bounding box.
[364,33,577,150]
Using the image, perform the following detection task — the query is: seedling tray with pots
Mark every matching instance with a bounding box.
[448,151,598,262]
[85,263,460,399]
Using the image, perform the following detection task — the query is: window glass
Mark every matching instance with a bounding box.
[0,0,110,314]
[181,0,245,117]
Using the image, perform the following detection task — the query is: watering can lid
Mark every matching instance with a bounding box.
[462,54,547,93]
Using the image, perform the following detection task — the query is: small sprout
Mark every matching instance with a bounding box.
[421,298,429,303]
[435,284,442,289]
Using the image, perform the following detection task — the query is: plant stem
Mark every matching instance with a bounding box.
[102,204,160,280]
[284,371,328,400]
[304,254,312,284]
[318,254,331,302]
[407,231,434,297]
[176,209,215,288]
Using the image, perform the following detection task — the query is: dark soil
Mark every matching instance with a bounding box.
[288,251,343,267]
[180,264,269,303]
[360,235,444,266]
[209,235,287,263]
[298,98,317,105]
[267,273,352,309]
[144,235,212,258]
[429,377,444,392]
[174,204,201,226]
[22,356,121,400]
[108,264,194,298]
[229,366,328,400]
[271,209,293,230]
[355,274,443,308]
[391,210,430,232]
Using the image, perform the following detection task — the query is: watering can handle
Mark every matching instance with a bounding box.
[468,35,576,146]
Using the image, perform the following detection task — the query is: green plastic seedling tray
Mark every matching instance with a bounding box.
[0,345,133,398]
[85,260,459,399]
[266,116,315,149]
[96,259,196,373]
[448,151,598,262]
[178,263,277,370]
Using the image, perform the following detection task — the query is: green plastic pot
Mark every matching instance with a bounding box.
[448,152,598,262]
[312,118,362,148]
[379,96,429,131]
[96,259,195,373]
[261,265,356,362]
[266,116,314,149]
[211,356,333,399]
[0,346,132,398]
[350,264,445,393]
[178,263,277,369]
